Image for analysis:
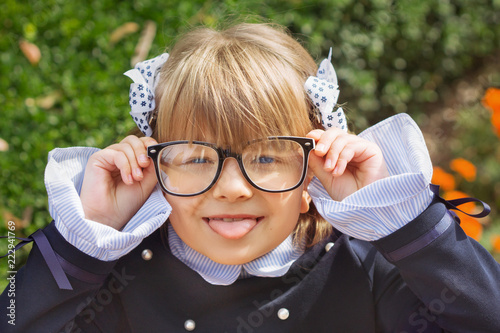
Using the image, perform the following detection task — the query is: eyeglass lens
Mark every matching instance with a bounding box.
[157,140,305,195]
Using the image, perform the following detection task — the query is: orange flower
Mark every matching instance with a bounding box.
[492,235,500,253]
[432,166,455,191]
[457,213,483,241]
[443,190,476,214]
[483,88,500,138]
[449,158,476,182]
[492,111,500,138]
[482,87,500,114]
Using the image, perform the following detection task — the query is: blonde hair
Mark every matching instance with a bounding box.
[153,23,332,247]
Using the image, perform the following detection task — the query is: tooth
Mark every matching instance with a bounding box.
[223,218,234,222]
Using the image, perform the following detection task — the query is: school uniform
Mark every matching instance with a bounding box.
[1,114,499,332]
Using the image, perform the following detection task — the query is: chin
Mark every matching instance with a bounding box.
[204,248,262,266]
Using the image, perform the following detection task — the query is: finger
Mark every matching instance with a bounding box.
[108,143,145,181]
[339,137,376,169]
[112,136,158,181]
[306,129,326,155]
[94,149,134,185]
[323,135,350,172]
[309,129,345,158]
[306,129,324,141]
[334,146,355,176]
[139,136,158,165]
[120,135,157,168]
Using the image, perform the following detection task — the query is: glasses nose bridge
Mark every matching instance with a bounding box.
[219,147,245,173]
[220,147,242,161]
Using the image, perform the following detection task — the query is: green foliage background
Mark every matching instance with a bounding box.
[1,0,500,288]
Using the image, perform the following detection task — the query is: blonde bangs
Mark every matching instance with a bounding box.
[155,24,318,149]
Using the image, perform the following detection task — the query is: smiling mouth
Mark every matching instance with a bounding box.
[203,216,263,240]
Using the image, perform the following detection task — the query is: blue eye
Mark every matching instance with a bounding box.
[189,158,212,164]
[256,156,275,164]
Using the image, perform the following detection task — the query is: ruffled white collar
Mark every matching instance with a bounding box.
[167,223,304,285]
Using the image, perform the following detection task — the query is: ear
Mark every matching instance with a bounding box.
[300,190,312,214]
[300,171,314,213]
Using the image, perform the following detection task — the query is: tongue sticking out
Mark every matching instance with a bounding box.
[208,218,258,240]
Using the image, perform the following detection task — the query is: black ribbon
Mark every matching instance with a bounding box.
[0,229,73,290]
[430,183,491,220]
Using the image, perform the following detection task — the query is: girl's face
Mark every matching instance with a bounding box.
[165,157,310,265]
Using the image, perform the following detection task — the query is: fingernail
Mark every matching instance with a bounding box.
[139,154,148,163]
[333,165,339,175]
[325,159,332,169]
[316,144,325,153]
[127,174,134,184]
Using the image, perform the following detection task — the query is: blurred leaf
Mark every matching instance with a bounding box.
[3,207,32,230]
[23,22,37,40]
[33,90,63,110]
[109,22,140,45]
[0,138,8,152]
[131,21,156,67]
[19,40,41,65]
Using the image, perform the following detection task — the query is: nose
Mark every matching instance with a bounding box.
[212,158,253,202]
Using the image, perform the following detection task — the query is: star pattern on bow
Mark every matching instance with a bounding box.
[304,48,347,132]
[124,53,169,136]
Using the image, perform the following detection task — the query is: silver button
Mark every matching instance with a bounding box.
[184,319,196,331]
[277,308,289,320]
[325,242,334,252]
[141,249,153,261]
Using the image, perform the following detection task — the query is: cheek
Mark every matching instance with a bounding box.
[163,194,200,228]
[266,191,304,231]
[164,192,205,213]
[164,195,205,247]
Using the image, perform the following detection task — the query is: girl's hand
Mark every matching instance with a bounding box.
[80,136,159,230]
[307,128,389,201]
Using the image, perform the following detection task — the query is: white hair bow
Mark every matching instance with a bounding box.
[124,53,169,136]
[304,48,347,132]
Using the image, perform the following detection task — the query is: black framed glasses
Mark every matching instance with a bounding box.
[147,136,315,196]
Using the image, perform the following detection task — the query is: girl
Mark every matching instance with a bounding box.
[2,23,499,332]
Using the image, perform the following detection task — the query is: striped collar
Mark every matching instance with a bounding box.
[167,223,305,285]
